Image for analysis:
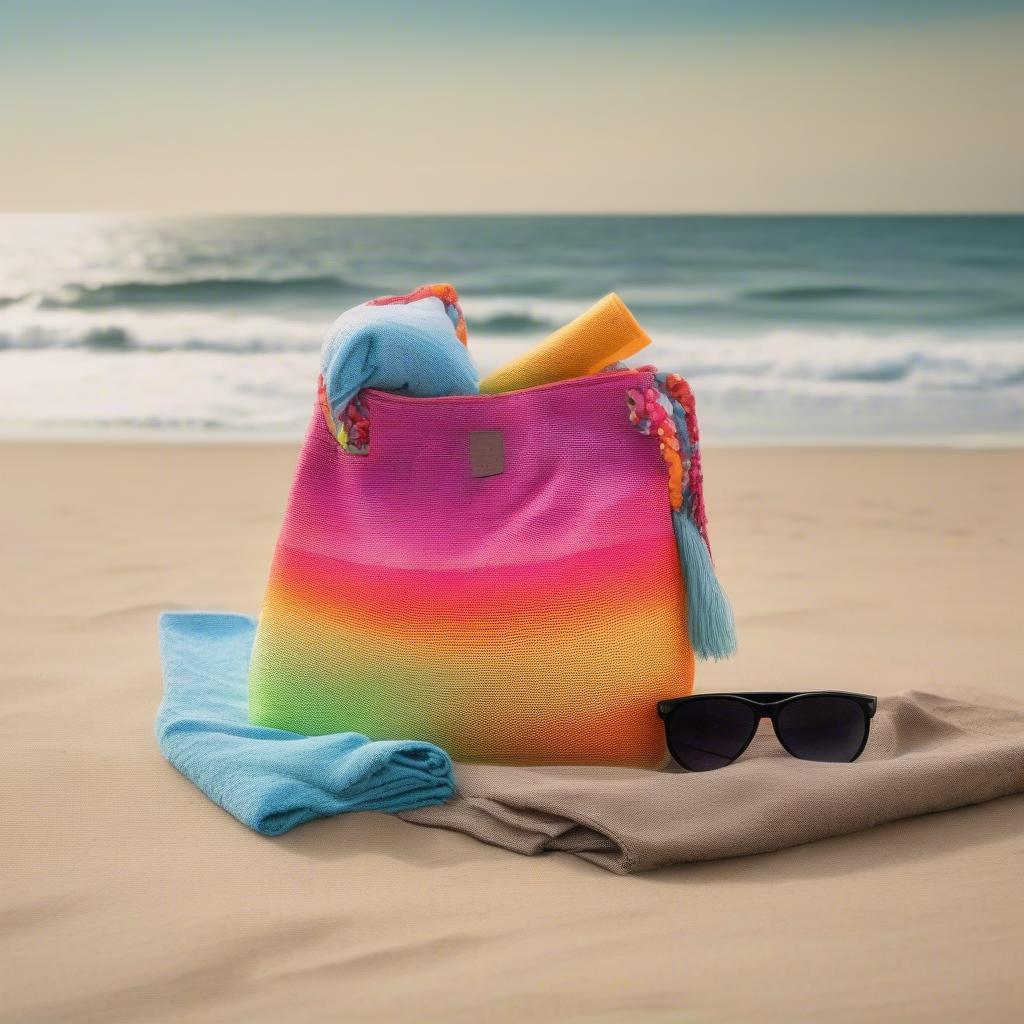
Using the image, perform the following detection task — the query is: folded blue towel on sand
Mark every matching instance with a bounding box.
[156,613,456,835]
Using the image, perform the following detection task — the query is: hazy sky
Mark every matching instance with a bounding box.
[2,1,1023,213]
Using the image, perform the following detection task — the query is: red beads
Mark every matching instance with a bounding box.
[626,381,685,511]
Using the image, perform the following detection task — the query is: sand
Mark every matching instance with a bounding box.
[2,443,1022,1023]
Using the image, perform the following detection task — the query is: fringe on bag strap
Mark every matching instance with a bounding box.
[627,370,737,660]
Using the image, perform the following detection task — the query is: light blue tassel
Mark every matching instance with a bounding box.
[673,509,737,660]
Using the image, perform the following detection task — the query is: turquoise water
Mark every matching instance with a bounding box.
[1,214,1022,441]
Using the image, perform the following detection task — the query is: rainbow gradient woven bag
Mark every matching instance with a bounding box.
[249,292,734,767]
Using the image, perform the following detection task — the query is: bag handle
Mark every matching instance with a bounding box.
[627,369,737,660]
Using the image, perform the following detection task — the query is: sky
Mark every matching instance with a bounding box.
[2,1,1023,213]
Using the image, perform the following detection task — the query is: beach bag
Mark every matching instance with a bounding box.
[249,354,734,769]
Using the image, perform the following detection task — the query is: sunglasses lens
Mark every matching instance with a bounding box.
[668,699,758,771]
[776,696,867,762]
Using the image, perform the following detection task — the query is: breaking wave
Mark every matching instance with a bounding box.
[37,275,359,309]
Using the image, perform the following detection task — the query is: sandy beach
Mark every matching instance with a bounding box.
[3,442,1022,1023]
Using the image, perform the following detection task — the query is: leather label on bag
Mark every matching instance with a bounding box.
[470,430,505,478]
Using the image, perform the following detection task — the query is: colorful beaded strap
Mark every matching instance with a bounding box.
[627,367,736,660]
[626,373,707,538]
[318,375,370,455]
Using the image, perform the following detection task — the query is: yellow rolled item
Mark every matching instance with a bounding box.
[479,292,652,394]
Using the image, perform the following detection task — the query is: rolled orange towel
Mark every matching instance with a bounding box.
[480,292,651,394]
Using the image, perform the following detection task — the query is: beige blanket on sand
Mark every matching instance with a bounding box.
[401,692,1024,873]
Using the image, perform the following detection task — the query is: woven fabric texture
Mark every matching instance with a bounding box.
[249,368,693,766]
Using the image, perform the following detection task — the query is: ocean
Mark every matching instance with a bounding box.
[1,214,1022,442]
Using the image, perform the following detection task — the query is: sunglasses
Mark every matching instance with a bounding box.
[658,691,877,771]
